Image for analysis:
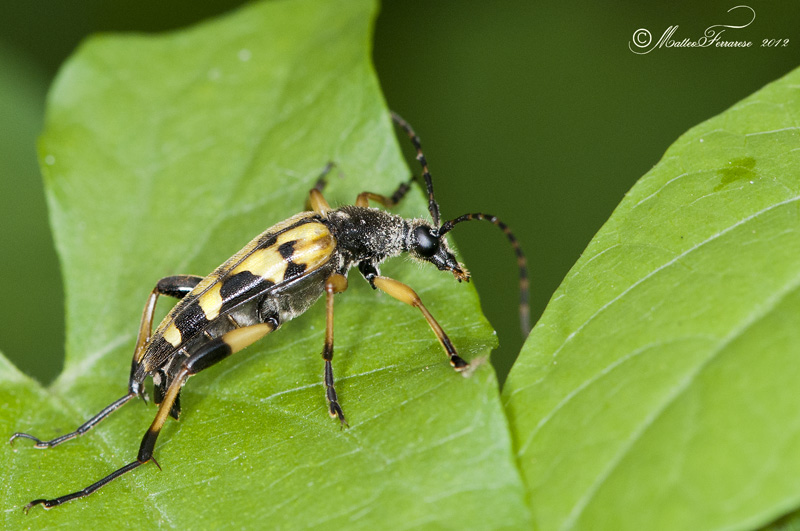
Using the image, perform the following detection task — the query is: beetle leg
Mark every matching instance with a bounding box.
[354,178,414,209]
[306,162,335,214]
[21,373,188,512]
[133,275,203,418]
[322,273,348,425]
[310,161,335,193]
[22,323,276,512]
[22,459,146,513]
[308,189,331,216]
[357,261,379,289]
[143,323,276,462]
[133,275,203,368]
[9,394,136,450]
[9,275,204,452]
[372,276,468,371]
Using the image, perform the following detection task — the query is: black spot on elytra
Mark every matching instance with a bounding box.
[284,261,307,280]
[278,240,296,259]
[259,234,278,248]
[220,270,263,301]
[173,303,210,340]
[218,271,277,315]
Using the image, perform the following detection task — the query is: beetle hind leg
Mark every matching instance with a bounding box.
[9,393,136,450]
[22,322,277,511]
[20,367,190,512]
[153,369,182,420]
[10,275,204,453]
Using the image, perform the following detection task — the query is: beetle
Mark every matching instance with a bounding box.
[11,112,529,511]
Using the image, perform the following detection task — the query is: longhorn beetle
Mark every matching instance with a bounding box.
[11,112,530,511]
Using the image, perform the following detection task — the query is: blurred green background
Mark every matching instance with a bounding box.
[1,1,798,385]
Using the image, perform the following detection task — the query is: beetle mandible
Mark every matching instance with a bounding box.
[11,112,530,511]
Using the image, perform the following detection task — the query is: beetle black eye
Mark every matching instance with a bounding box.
[414,225,439,258]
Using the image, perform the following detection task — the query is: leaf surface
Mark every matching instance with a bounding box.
[504,66,800,530]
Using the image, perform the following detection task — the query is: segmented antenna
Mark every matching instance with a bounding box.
[390,111,441,227]
[391,111,530,337]
[440,213,531,336]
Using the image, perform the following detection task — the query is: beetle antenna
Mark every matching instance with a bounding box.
[390,111,441,227]
[440,213,531,336]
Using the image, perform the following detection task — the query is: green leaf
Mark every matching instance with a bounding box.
[1,1,530,528]
[504,66,800,530]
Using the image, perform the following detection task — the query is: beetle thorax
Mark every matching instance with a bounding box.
[324,205,409,266]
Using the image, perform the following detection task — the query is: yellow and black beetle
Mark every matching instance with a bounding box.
[11,112,529,511]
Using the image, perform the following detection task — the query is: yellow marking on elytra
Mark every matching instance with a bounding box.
[164,323,182,347]
[233,246,287,282]
[287,223,335,269]
[276,223,336,271]
[192,273,220,295]
[222,323,274,352]
[232,222,335,281]
[197,282,224,320]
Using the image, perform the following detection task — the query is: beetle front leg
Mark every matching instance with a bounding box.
[322,273,348,425]
[372,276,469,371]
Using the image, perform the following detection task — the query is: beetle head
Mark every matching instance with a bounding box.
[408,221,470,282]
